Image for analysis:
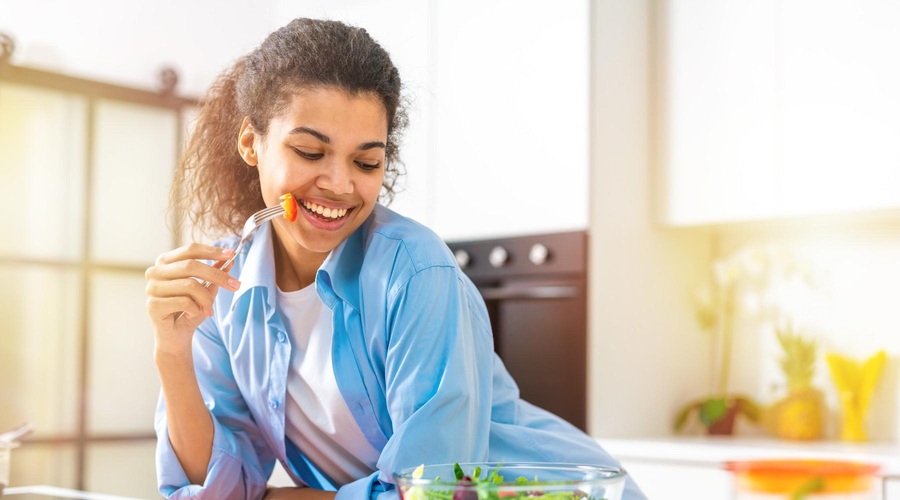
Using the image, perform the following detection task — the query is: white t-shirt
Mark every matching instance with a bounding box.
[277,283,380,486]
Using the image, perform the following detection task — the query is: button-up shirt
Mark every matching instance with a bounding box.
[155,204,646,499]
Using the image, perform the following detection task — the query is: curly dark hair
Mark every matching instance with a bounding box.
[172,18,408,237]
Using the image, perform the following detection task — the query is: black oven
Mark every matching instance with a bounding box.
[446,231,587,430]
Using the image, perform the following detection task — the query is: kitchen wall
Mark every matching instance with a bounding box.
[587,0,714,438]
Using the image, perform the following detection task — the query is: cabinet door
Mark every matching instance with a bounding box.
[661,0,900,225]
[622,460,732,500]
[886,477,900,500]
[780,0,900,216]
[659,0,779,226]
[431,0,589,240]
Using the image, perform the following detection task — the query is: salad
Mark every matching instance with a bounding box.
[398,463,608,500]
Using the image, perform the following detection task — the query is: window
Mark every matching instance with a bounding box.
[0,60,193,498]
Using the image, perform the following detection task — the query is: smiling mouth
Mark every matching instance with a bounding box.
[300,199,351,221]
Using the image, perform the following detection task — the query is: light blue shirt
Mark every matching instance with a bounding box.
[155,204,646,499]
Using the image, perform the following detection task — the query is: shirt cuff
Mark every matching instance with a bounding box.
[336,470,398,500]
[157,415,260,498]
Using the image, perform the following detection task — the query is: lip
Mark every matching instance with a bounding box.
[298,197,355,231]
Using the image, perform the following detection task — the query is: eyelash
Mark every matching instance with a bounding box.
[293,149,381,171]
[355,161,381,171]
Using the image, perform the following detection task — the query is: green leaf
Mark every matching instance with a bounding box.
[734,395,761,422]
[673,400,701,432]
[699,398,728,426]
[791,476,825,500]
[454,463,465,481]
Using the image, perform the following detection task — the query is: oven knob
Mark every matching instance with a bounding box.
[488,246,509,268]
[454,249,471,269]
[529,243,550,265]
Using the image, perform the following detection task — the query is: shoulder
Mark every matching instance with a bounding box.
[351,205,463,303]
[362,205,457,273]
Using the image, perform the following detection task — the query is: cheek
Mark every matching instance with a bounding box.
[363,173,386,201]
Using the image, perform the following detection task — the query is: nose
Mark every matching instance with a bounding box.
[316,160,353,195]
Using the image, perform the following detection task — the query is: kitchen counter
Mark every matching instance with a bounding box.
[600,436,900,477]
[2,485,146,500]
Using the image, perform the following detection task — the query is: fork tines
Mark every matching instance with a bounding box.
[253,205,286,223]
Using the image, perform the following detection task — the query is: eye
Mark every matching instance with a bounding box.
[293,148,323,161]
[354,160,381,171]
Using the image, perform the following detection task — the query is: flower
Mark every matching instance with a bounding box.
[677,244,819,435]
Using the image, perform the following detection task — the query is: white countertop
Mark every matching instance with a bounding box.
[2,485,146,500]
[599,436,900,478]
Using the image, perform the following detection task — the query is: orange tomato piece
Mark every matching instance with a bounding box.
[280,193,298,222]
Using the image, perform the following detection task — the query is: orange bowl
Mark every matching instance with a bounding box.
[725,459,879,494]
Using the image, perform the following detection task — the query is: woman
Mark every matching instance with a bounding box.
[145,17,645,500]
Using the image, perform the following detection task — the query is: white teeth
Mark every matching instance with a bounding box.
[302,200,349,219]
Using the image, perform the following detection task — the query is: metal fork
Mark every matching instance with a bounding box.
[205,204,286,286]
[175,204,285,320]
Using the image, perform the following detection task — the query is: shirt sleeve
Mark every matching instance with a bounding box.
[336,262,648,500]
[155,316,273,499]
[337,264,495,499]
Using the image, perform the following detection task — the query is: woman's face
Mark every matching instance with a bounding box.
[244,87,388,258]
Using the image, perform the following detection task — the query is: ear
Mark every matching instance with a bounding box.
[237,116,258,167]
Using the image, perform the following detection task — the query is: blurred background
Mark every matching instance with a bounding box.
[1,1,899,498]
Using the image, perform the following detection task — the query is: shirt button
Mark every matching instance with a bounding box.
[277,331,287,343]
[270,399,279,409]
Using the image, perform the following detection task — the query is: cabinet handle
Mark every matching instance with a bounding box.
[478,285,579,300]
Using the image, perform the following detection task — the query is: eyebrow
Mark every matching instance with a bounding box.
[289,126,386,151]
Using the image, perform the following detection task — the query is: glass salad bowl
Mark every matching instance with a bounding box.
[394,462,627,500]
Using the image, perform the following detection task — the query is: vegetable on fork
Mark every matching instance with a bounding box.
[280,193,298,222]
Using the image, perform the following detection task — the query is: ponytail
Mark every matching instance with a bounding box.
[172,57,265,238]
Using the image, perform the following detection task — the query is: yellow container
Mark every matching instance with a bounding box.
[726,460,879,499]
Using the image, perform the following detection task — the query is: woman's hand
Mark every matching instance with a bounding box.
[145,243,240,357]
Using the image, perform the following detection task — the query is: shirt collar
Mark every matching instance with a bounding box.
[228,221,278,314]
[229,208,377,313]
[316,211,370,311]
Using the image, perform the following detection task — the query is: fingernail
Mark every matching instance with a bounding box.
[228,278,240,290]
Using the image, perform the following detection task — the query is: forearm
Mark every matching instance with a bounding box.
[156,349,214,485]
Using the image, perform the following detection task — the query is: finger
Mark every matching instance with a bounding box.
[147,295,207,322]
[153,259,241,293]
[147,278,218,315]
[156,243,235,266]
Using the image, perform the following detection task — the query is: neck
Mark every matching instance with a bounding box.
[271,230,328,292]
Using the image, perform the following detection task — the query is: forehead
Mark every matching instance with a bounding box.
[270,87,389,139]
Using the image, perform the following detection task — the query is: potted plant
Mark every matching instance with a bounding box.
[673,253,760,434]
[674,246,803,435]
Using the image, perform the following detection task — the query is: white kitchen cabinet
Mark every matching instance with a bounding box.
[622,460,732,500]
[886,477,900,499]
[429,0,590,240]
[659,0,780,226]
[779,1,900,218]
[659,0,900,226]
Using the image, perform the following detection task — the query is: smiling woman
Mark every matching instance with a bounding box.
[144,17,646,500]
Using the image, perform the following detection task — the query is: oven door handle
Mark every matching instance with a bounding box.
[478,285,580,300]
